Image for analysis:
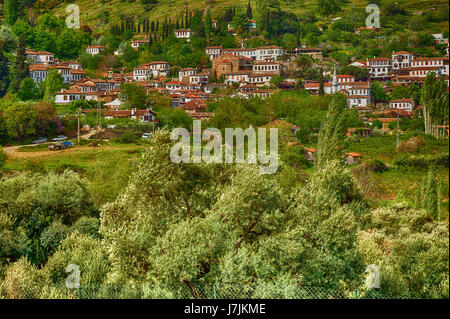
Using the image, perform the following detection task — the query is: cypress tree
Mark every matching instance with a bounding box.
[224,7,233,22]
[4,0,18,26]
[246,1,253,19]
[318,70,324,96]
[315,94,347,168]
[10,36,28,93]
[266,9,271,34]
[418,166,439,220]
[0,43,10,97]
[204,10,212,45]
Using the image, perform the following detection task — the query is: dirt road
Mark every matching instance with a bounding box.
[2,129,104,159]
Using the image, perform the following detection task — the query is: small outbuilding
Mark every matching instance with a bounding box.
[345,152,363,165]
[346,127,372,138]
[305,148,316,162]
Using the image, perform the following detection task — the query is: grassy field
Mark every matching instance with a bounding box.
[2,143,144,206]
[297,132,450,207]
[2,132,448,211]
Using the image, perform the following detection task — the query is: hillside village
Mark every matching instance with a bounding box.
[22,25,450,126]
[0,0,449,301]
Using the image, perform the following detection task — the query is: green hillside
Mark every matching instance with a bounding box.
[45,0,448,32]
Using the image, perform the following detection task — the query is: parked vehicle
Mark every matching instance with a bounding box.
[142,133,151,139]
[32,137,48,144]
[52,135,67,142]
[48,143,63,151]
[48,141,74,151]
[61,141,74,149]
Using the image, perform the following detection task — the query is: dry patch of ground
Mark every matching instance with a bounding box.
[3,145,129,159]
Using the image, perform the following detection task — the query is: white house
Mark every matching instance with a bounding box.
[248,73,273,86]
[336,74,355,84]
[26,49,54,65]
[304,82,332,94]
[148,61,171,78]
[188,73,209,85]
[252,61,281,75]
[222,46,284,61]
[133,65,152,81]
[179,68,197,82]
[252,46,284,61]
[131,39,149,50]
[204,83,228,93]
[65,61,82,70]
[205,46,223,61]
[165,80,199,92]
[344,80,372,108]
[410,57,449,77]
[71,69,86,82]
[392,51,414,71]
[49,65,72,84]
[250,89,272,99]
[174,29,192,41]
[86,46,106,55]
[389,98,415,111]
[55,89,85,105]
[367,57,392,79]
[104,109,158,123]
[224,72,250,85]
[29,64,49,83]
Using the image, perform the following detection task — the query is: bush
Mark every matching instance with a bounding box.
[394,153,449,168]
[362,159,388,173]
[115,131,140,144]
[53,163,86,175]
[24,159,47,173]
[397,136,426,153]
[0,146,7,169]
[70,217,101,239]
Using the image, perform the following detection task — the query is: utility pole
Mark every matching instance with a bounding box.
[396,112,400,149]
[77,107,81,143]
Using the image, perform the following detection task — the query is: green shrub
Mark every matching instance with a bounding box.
[24,159,47,173]
[363,159,388,173]
[115,131,140,144]
[53,163,86,175]
[394,153,449,168]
